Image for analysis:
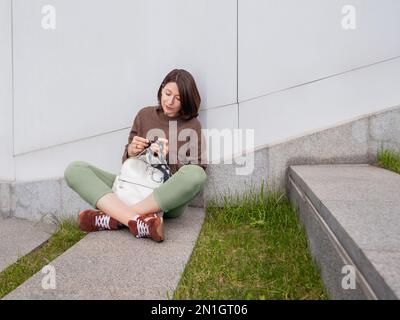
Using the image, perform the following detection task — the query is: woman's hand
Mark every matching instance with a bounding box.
[128,136,150,157]
[150,138,169,158]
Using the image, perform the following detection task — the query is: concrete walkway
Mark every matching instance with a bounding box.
[3,207,205,300]
[0,217,56,273]
[287,164,400,299]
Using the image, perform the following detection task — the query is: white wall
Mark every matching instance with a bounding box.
[239,0,400,101]
[0,0,14,181]
[238,0,400,145]
[4,0,400,181]
[240,57,400,147]
[10,0,237,180]
[12,0,237,156]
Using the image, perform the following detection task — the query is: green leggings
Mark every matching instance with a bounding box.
[64,161,207,218]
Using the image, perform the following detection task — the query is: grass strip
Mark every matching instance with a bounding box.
[0,219,86,299]
[378,149,400,174]
[174,188,328,300]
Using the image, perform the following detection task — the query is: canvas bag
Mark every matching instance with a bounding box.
[112,140,172,207]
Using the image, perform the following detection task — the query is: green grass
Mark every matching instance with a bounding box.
[174,187,328,300]
[0,219,86,299]
[378,149,400,174]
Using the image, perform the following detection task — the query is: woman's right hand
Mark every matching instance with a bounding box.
[128,136,150,157]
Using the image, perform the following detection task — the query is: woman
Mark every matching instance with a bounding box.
[64,69,207,242]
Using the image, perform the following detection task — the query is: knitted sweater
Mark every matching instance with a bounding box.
[122,106,207,174]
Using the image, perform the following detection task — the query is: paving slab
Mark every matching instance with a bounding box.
[0,217,56,272]
[288,164,400,299]
[3,207,205,300]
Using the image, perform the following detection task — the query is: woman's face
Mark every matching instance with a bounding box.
[161,82,182,117]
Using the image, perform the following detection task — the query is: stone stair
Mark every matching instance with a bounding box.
[2,207,204,300]
[287,164,400,299]
[0,217,56,273]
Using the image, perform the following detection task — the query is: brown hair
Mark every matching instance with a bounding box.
[157,69,201,120]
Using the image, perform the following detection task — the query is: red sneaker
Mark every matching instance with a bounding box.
[78,209,121,232]
[128,213,164,242]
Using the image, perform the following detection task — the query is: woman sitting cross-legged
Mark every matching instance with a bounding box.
[64,69,207,242]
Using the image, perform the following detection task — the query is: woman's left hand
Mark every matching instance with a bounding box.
[150,138,169,158]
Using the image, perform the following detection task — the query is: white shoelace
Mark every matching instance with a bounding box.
[95,215,111,230]
[136,219,150,238]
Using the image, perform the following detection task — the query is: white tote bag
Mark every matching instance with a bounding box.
[112,141,172,207]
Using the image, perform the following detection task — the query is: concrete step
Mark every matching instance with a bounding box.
[3,207,205,300]
[287,164,400,300]
[0,217,56,273]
